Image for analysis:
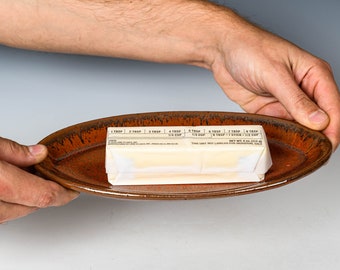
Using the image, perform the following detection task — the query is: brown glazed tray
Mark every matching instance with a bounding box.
[35,111,332,200]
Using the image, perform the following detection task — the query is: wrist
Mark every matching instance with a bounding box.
[193,5,255,72]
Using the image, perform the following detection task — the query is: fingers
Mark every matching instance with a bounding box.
[0,137,79,223]
[0,200,38,224]
[0,137,48,167]
[266,55,340,150]
[214,17,340,150]
[0,160,79,208]
[299,61,340,151]
[272,80,329,130]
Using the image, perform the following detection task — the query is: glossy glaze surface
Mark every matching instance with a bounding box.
[35,111,332,199]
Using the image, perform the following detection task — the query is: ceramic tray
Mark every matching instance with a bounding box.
[34,111,332,200]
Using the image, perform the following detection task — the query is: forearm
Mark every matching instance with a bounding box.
[0,0,238,68]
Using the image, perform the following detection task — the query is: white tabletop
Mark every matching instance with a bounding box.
[1,1,339,269]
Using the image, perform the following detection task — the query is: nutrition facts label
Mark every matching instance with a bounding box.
[107,125,265,146]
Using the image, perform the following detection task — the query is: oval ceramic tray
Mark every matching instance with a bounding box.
[35,111,332,200]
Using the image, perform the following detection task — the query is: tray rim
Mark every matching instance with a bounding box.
[34,111,332,200]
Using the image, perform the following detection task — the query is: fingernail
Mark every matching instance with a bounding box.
[28,145,45,156]
[308,109,328,124]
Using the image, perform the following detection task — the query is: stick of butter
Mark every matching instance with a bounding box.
[105,125,272,185]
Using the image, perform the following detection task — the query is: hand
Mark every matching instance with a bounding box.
[0,137,79,223]
[211,16,340,150]
[1,1,339,149]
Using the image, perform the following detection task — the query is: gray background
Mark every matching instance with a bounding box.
[1,1,339,269]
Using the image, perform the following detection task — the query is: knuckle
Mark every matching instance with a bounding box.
[7,139,25,155]
[0,138,31,163]
[313,57,332,72]
[293,92,310,107]
[35,182,63,208]
[36,191,57,208]
[291,93,318,115]
[318,58,331,69]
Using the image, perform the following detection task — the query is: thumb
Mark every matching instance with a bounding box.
[266,73,330,131]
[0,137,48,167]
[287,91,329,130]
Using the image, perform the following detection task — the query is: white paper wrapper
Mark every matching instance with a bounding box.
[105,125,272,185]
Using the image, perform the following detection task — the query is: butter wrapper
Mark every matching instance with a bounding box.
[105,125,272,185]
